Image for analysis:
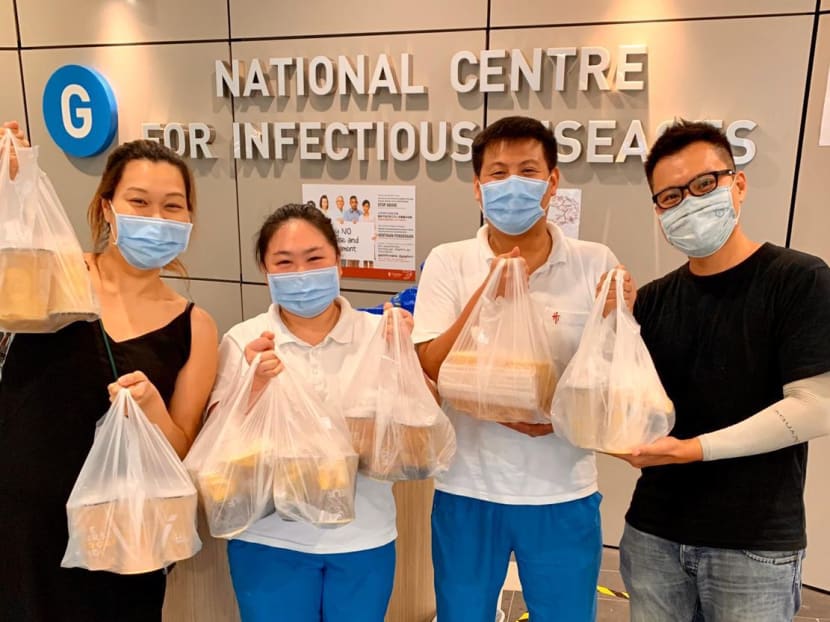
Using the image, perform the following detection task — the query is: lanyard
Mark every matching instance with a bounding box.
[97,319,119,381]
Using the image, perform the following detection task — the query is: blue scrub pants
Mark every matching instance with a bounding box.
[227,539,396,622]
[432,490,602,622]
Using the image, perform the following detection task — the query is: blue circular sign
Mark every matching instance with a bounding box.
[42,65,118,158]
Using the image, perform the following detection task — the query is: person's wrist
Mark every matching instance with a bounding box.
[685,437,704,462]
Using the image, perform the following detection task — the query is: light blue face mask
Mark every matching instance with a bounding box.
[481,175,549,236]
[659,186,738,258]
[268,266,340,318]
[111,205,192,270]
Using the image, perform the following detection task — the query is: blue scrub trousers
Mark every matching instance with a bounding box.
[227,539,396,622]
[432,490,602,622]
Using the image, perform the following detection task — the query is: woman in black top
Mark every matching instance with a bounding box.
[0,121,219,622]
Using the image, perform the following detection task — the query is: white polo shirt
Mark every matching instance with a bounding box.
[412,223,617,505]
[209,297,397,555]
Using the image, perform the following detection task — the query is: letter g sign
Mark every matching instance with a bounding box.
[42,65,118,157]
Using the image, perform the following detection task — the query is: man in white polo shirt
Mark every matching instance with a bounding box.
[413,115,633,622]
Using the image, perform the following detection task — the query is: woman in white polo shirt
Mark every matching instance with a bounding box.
[208,203,408,622]
[414,115,635,622]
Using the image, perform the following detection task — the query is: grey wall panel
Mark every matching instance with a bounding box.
[230,0,486,39]
[791,18,830,262]
[162,278,243,337]
[21,43,240,281]
[805,436,830,590]
[241,282,270,322]
[488,16,813,285]
[491,0,815,28]
[232,30,485,287]
[787,14,830,592]
[0,1,16,48]
[16,0,228,46]
[596,454,638,547]
[0,51,25,132]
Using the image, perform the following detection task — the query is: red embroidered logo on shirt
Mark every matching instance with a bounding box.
[552,312,560,325]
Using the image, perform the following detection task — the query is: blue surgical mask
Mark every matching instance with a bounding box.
[111,204,192,270]
[268,266,340,318]
[659,186,738,258]
[481,175,549,236]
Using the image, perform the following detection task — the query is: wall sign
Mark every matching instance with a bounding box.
[130,44,757,165]
[42,65,118,158]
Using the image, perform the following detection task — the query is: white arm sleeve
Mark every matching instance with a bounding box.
[699,371,830,461]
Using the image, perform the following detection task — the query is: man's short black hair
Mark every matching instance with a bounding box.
[645,120,735,187]
[472,115,558,177]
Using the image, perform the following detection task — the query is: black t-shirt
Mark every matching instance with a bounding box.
[626,243,830,550]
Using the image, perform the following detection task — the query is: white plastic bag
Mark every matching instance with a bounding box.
[270,356,359,527]
[0,132,98,332]
[189,350,359,533]
[343,308,456,481]
[551,269,675,453]
[62,389,201,574]
[438,257,558,423]
[186,353,276,539]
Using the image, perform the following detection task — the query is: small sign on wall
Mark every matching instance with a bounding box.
[547,188,582,240]
[301,184,417,281]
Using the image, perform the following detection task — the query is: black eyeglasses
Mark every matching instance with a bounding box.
[652,169,736,209]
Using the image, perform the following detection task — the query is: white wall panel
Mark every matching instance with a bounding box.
[21,43,239,281]
[0,0,16,48]
[787,13,830,591]
[230,0,486,38]
[491,0,815,28]
[17,0,227,46]
[0,51,24,132]
[489,16,813,284]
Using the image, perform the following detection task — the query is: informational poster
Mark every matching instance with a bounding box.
[302,184,416,281]
[547,188,582,239]
[820,67,830,147]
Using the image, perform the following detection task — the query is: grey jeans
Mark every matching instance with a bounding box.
[620,522,804,622]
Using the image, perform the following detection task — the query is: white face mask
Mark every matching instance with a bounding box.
[658,186,738,258]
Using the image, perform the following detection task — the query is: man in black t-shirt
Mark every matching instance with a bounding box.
[616,120,830,621]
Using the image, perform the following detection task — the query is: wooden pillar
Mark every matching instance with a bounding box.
[386,479,436,622]
[162,515,240,622]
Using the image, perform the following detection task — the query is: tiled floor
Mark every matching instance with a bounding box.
[499,547,830,621]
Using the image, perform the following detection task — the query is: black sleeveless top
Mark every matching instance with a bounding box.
[0,303,194,622]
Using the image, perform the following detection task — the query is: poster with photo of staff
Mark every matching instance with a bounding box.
[301,184,416,281]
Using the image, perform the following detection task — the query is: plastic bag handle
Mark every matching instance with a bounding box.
[0,130,27,179]
[0,131,13,183]
[383,305,407,356]
[106,388,132,484]
[576,267,625,355]
[481,256,526,302]
[613,268,626,334]
[481,257,506,302]
[588,266,618,327]
[0,130,38,243]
